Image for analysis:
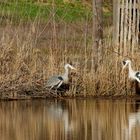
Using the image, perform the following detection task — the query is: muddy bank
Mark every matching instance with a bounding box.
[0,82,69,100]
[0,85,139,100]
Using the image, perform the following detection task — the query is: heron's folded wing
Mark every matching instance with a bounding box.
[46,75,63,87]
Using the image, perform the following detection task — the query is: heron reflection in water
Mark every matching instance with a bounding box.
[125,108,140,140]
[48,102,73,132]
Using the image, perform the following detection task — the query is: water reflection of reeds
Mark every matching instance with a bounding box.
[0,99,140,140]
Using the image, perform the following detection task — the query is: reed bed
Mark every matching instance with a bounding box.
[0,23,138,98]
[0,1,139,98]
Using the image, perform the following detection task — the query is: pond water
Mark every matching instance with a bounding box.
[0,99,140,140]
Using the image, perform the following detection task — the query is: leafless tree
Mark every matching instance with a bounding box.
[92,0,103,71]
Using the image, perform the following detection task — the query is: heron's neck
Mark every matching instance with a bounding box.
[62,67,69,81]
[128,62,134,74]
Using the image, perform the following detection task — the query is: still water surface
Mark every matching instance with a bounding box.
[0,99,140,140]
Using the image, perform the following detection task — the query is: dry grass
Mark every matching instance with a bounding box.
[0,19,139,99]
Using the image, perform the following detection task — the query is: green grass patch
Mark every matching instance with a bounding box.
[0,1,92,24]
[0,0,112,25]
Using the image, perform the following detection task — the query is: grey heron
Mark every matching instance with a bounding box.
[46,64,76,89]
[122,60,140,83]
[122,59,140,94]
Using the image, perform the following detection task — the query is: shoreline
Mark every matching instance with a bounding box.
[0,92,139,101]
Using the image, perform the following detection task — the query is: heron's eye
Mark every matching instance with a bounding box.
[122,61,126,65]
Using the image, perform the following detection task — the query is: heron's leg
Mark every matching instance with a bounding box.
[49,86,55,95]
[49,86,57,95]
[56,81,63,95]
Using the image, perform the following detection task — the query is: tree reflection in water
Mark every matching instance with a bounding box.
[0,99,140,140]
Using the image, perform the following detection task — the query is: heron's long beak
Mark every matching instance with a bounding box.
[71,66,76,70]
[70,65,76,70]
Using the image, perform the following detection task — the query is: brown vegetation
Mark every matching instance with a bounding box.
[0,19,139,99]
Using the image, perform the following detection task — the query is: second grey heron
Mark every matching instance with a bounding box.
[122,60,140,83]
[46,64,76,89]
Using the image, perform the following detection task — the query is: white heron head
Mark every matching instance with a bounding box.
[64,64,76,70]
[122,60,131,70]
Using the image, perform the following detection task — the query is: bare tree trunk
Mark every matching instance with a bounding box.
[92,0,103,94]
[92,0,103,72]
[52,0,57,48]
[113,0,120,46]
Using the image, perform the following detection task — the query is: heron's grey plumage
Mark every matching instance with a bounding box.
[46,75,63,89]
[46,64,76,89]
